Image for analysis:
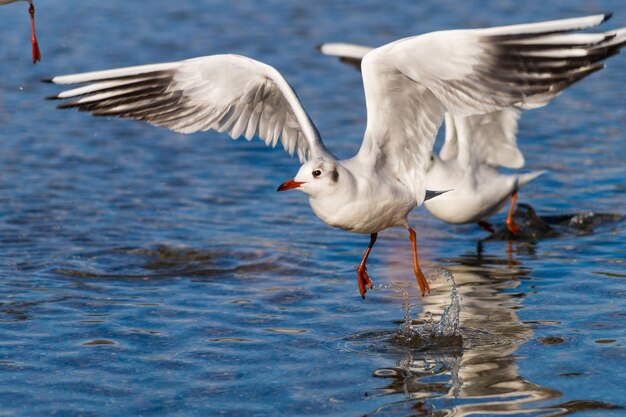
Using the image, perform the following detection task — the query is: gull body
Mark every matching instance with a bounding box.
[318,24,625,234]
[301,157,417,234]
[424,110,546,232]
[426,150,544,225]
[46,14,625,298]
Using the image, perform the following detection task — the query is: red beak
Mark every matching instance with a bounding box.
[277,179,305,192]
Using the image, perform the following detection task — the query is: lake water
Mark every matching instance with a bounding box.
[0,1,625,415]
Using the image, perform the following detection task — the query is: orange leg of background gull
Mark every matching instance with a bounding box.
[407,227,431,296]
[29,3,41,63]
[506,191,520,235]
[356,233,377,299]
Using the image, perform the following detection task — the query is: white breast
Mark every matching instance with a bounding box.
[309,167,416,234]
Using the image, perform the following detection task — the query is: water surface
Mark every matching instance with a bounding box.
[0,0,625,415]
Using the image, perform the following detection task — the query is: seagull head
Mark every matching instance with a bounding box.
[277,158,342,197]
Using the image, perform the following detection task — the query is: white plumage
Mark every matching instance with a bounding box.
[318,17,626,234]
[47,14,625,297]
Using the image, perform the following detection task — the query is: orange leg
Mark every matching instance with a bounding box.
[356,233,377,299]
[478,220,495,234]
[407,227,430,296]
[29,2,41,63]
[506,191,520,235]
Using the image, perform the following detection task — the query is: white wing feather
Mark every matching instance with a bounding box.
[358,14,625,203]
[319,43,525,169]
[47,55,331,162]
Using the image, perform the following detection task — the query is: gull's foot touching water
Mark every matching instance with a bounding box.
[505,190,521,235]
[356,229,430,299]
[395,269,462,344]
[356,233,377,299]
[506,219,521,236]
[356,266,373,299]
[484,203,624,241]
[414,266,430,297]
[408,227,431,296]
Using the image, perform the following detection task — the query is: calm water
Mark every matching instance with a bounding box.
[1,1,625,416]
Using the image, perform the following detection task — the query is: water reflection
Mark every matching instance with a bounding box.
[357,245,624,416]
[365,252,558,416]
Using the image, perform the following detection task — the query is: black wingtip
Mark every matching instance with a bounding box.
[45,94,60,100]
[41,77,54,84]
[314,44,323,52]
[602,12,613,23]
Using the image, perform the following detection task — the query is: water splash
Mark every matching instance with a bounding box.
[396,269,462,342]
[390,270,464,397]
[393,350,463,399]
[434,271,462,338]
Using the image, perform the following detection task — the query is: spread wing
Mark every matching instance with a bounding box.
[45,54,332,162]
[357,14,625,204]
[319,43,525,169]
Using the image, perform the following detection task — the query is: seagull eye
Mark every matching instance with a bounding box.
[312,169,323,178]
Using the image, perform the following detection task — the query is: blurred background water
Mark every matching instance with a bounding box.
[0,0,625,416]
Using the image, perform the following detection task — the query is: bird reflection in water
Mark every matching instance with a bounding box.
[358,203,625,415]
[364,251,563,416]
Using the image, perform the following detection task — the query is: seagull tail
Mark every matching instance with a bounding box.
[516,170,547,189]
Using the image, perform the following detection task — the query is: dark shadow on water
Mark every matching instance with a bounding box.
[483,203,624,242]
[53,244,306,281]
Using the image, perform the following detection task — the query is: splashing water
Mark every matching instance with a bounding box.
[434,271,462,337]
[396,269,462,342]
[382,270,464,397]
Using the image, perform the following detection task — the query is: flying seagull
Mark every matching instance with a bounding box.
[318,22,626,236]
[1,0,41,63]
[45,14,624,298]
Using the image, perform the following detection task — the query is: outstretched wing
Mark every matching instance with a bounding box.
[358,14,625,204]
[46,54,332,162]
[319,43,525,169]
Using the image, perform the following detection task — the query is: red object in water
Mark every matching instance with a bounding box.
[29,2,41,63]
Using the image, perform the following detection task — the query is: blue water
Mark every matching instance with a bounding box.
[1,1,625,415]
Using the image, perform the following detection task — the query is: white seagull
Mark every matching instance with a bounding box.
[318,25,625,236]
[45,14,625,298]
[0,0,41,63]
